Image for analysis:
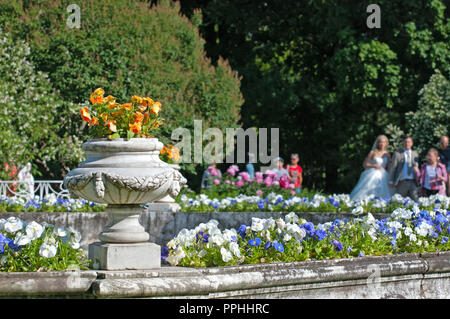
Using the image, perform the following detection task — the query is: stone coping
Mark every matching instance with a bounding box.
[0,252,448,298]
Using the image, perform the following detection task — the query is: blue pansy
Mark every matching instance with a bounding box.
[441,237,449,244]
[272,241,284,252]
[390,239,397,248]
[302,222,314,232]
[264,241,271,250]
[248,238,262,246]
[312,229,327,241]
[257,200,265,210]
[332,239,343,252]
[196,232,204,243]
[161,247,169,260]
[237,225,247,239]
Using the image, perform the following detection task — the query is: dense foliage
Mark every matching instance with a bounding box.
[180,0,450,192]
[0,0,243,179]
[0,30,84,178]
[405,70,450,157]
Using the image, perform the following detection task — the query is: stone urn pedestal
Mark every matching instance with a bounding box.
[63,138,186,270]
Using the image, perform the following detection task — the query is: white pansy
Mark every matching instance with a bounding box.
[14,232,31,246]
[285,212,299,224]
[198,249,207,258]
[409,234,417,242]
[283,233,292,242]
[222,229,237,242]
[25,221,44,240]
[220,247,233,262]
[275,218,286,230]
[56,227,68,237]
[251,218,264,232]
[4,217,24,233]
[39,243,57,258]
[367,227,377,241]
[264,218,276,230]
[211,234,225,246]
[195,223,207,233]
[229,242,241,257]
[404,227,413,236]
[167,238,179,249]
[351,206,364,215]
[387,221,402,230]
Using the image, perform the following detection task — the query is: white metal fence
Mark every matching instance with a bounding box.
[0,180,70,200]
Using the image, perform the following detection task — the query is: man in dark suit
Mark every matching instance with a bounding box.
[388,136,420,200]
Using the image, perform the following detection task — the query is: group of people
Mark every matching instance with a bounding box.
[350,135,450,201]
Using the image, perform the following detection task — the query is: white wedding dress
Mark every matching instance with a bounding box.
[350,157,393,201]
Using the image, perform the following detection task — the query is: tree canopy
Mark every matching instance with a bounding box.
[180,0,450,192]
[0,0,244,179]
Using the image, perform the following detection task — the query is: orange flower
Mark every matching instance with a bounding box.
[109,101,119,109]
[143,97,154,107]
[131,96,143,104]
[90,88,105,105]
[137,104,147,112]
[92,88,105,96]
[150,101,161,115]
[143,112,149,124]
[106,120,117,132]
[153,120,163,128]
[121,103,132,110]
[129,121,142,134]
[134,112,144,123]
[80,107,91,122]
[88,117,99,126]
[100,113,108,122]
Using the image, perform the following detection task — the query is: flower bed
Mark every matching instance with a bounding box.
[0,217,89,272]
[178,193,450,214]
[198,165,305,199]
[163,207,450,267]
[0,194,105,213]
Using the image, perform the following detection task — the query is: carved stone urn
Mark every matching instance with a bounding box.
[63,138,186,270]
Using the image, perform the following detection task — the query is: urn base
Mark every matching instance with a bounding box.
[89,242,161,270]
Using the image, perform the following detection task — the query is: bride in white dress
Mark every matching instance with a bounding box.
[350,135,394,201]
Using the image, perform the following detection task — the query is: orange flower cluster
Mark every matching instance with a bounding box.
[80,88,163,139]
[160,144,181,163]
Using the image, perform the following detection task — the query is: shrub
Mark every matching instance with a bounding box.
[405,70,450,157]
[0,29,84,178]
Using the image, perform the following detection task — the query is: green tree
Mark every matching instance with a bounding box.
[0,0,244,181]
[0,29,84,178]
[180,0,450,192]
[405,70,450,158]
